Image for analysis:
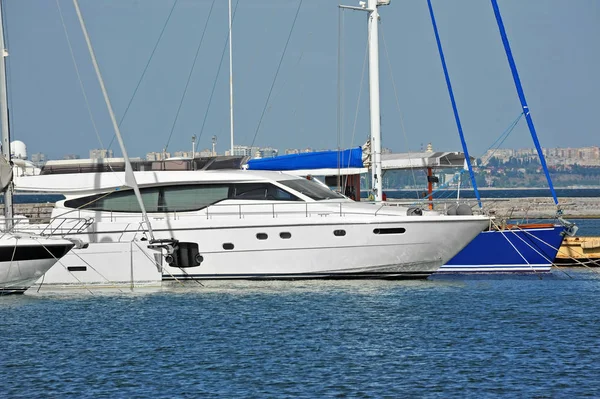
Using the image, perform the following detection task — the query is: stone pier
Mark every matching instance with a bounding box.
[389,196,600,219]
[1,203,55,224]
[478,197,600,219]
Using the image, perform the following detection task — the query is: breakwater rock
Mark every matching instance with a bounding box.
[2,203,55,224]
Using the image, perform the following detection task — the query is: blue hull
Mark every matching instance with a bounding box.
[440,225,566,273]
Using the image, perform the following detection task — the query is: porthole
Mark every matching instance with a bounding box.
[223,243,235,250]
[280,232,292,239]
[256,233,268,240]
[373,227,406,235]
[333,230,346,237]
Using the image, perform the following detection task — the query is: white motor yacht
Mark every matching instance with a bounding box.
[15,166,489,287]
[9,0,488,289]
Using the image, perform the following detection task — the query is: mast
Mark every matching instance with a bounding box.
[228,0,234,155]
[73,0,155,240]
[366,0,383,202]
[339,0,387,202]
[0,1,13,228]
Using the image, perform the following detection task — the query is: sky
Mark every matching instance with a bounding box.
[1,0,599,160]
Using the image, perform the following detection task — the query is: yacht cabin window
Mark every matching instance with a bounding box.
[67,189,161,213]
[232,183,298,201]
[278,179,345,201]
[64,182,301,213]
[160,185,230,212]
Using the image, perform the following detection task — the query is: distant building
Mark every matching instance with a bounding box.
[223,145,280,158]
[543,145,600,166]
[90,148,114,159]
[146,152,171,161]
[197,148,214,157]
[226,145,259,157]
[256,147,278,158]
[173,151,193,158]
[480,145,600,167]
[63,154,80,160]
[481,148,514,165]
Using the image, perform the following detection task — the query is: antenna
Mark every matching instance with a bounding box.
[192,134,196,158]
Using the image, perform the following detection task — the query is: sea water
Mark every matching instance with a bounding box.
[2,195,599,397]
[568,218,600,236]
[2,272,600,398]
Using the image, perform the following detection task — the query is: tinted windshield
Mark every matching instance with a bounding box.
[278,179,345,200]
[64,182,301,212]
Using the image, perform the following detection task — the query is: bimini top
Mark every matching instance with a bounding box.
[246,147,470,175]
[246,148,364,170]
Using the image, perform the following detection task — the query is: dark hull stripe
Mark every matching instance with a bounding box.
[0,287,28,295]
[0,244,74,262]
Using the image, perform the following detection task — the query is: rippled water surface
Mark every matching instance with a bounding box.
[2,271,600,398]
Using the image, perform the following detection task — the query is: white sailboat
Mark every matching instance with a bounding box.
[0,231,74,294]
[12,1,490,287]
[0,2,74,294]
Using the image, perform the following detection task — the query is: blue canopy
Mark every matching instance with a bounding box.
[246,147,364,171]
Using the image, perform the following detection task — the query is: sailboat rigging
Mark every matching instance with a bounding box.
[424,0,575,273]
[0,1,74,294]
[490,0,559,207]
[0,0,13,228]
[72,0,197,268]
[72,0,154,240]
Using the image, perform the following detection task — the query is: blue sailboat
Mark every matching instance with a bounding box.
[429,0,574,273]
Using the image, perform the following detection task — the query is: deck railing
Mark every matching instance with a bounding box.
[64,201,401,223]
[3,216,93,236]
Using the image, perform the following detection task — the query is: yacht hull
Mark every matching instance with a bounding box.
[32,215,488,288]
[0,239,74,294]
[440,224,566,273]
